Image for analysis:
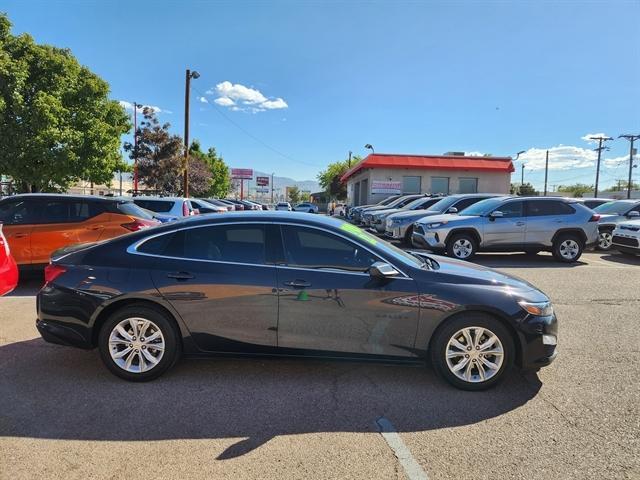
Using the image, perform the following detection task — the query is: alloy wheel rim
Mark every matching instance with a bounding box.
[559,239,580,259]
[445,326,504,383]
[598,232,612,249]
[452,239,473,258]
[109,317,165,373]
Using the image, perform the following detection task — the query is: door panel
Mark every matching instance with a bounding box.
[276,225,419,357]
[482,201,526,247]
[0,198,40,265]
[2,225,33,265]
[146,225,278,352]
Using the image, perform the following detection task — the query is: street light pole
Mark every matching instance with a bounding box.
[183,69,199,197]
[619,134,639,199]
[133,102,139,195]
[543,150,549,196]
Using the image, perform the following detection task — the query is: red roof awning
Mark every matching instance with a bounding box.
[340,153,514,182]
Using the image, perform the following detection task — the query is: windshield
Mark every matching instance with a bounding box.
[379,195,400,206]
[458,197,505,216]
[117,202,156,220]
[132,199,174,214]
[425,196,460,212]
[594,201,635,215]
[337,221,425,269]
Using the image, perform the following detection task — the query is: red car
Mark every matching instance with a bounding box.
[0,223,19,295]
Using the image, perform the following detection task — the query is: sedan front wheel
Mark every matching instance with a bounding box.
[430,313,514,391]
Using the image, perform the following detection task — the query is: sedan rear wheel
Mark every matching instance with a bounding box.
[98,305,180,381]
[430,313,514,391]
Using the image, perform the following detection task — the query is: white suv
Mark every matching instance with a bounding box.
[611,219,640,256]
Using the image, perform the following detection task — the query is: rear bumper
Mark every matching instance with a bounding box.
[36,319,93,349]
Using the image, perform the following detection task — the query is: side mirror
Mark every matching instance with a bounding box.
[489,210,504,220]
[447,207,458,214]
[627,211,639,218]
[369,261,400,278]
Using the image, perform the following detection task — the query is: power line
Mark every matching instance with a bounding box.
[588,135,613,198]
[192,86,322,168]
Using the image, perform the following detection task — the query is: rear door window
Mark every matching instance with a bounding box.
[163,224,266,264]
[527,201,574,216]
[40,200,90,223]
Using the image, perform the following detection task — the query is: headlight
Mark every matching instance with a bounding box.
[427,221,447,229]
[519,301,554,316]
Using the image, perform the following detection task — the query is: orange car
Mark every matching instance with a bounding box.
[0,194,159,267]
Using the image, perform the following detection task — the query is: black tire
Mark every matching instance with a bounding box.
[446,233,477,260]
[402,225,414,246]
[430,313,515,391]
[597,228,613,251]
[98,304,181,382]
[552,233,584,262]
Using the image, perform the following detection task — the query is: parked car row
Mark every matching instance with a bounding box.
[350,193,640,263]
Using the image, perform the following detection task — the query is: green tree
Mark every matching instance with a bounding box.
[605,179,640,192]
[124,108,211,195]
[557,183,593,198]
[287,185,301,203]
[0,14,130,192]
[189,140,231,198]
[317,156,360,200]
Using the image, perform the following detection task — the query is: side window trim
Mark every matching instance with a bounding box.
[127,221,410,277]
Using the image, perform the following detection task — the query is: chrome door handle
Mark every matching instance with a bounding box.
[284,280,311,288]
[515,221,525,226]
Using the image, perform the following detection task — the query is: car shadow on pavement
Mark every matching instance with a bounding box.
[598,252,640,266]
[460,253,587,269]
[0,338,542,459]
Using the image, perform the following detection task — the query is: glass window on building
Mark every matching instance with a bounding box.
[431,177,450,195]
[402,176,421,194]
[459,177,478,194]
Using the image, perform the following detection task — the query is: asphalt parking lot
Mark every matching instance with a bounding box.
[1,251,639,480]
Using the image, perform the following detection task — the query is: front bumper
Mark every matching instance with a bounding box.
[411,225,447,250]
[518,312,558,369]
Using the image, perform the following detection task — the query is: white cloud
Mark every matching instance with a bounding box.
[119,100,172,114]
[214,96,235,107]
[208,81,288,113]
[198,96,209,104]
[604,154,632,168]
[465,151,485,157]
[581,132,610,144]
[518,145,630,171]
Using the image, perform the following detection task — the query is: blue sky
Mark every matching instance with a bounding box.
[3,0,639,189]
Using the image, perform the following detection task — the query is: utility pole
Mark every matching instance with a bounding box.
[589,135,613,198]
[271,172,274,203]
[133,102,139,195]
[619,134,639,199]
[183,69,200,197]
[348,151,352,167]
[520,163,525,191]
[543,150,549,196]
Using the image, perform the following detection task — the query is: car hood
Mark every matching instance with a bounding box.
[412,252,546,297]
[362,205,397,214]
[372,207,404,217]
[387,209,443,222]
[415,213,480,226]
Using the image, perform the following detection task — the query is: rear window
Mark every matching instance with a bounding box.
[117,202,155,220]
[594,201,635,215]
[133,199,175,213]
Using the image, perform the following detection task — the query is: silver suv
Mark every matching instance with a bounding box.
[412,197,599,262]
[385,194,503,244]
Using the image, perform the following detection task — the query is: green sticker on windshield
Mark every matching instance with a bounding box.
[340,223,378,246]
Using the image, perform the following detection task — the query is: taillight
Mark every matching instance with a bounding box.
[44,264,67,284]
[589,214,601,222]
[182,202,189,216]
[121,219,150,231]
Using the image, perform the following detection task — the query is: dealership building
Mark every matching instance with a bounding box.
[340,152,514,206]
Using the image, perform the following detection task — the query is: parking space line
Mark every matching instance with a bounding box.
[376,417,429,480]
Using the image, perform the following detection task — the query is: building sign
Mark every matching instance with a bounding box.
[256,176,269,186]
[371,180,402,194]
[231,168,253,179]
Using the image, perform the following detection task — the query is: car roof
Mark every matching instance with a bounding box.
[2,193,127,203]
[132,196,187,202]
